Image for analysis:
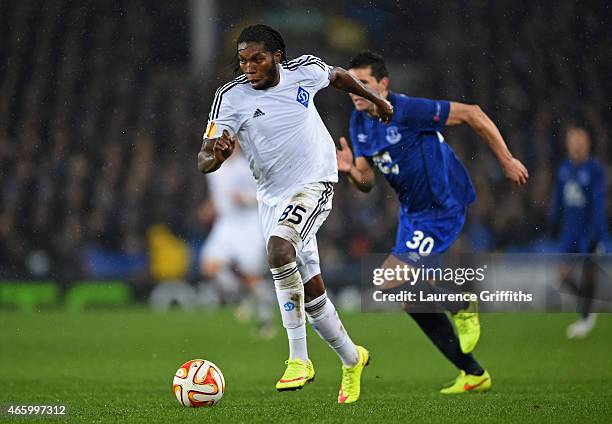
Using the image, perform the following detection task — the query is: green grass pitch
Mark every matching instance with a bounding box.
[1,309,610,423]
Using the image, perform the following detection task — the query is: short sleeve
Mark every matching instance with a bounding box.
[401,97,450,131]
[295,55,332,92]
[204,86,241,139]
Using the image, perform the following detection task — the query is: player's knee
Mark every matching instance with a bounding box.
[267,236,296,268]
[304,275,325,303]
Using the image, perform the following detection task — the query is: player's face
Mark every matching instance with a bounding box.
[566,128,590,164]
[238,42,281,90]
[348,67,385,112]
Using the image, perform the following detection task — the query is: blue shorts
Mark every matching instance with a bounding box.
[392,204,466,264]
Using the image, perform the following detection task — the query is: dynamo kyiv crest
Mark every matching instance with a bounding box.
[296,87,310,107]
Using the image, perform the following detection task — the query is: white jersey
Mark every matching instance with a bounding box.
[207,152,257,218]
[204,55,338,206]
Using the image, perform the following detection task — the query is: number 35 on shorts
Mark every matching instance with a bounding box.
[405,230,435,255]
[278,204,307,225]
[273,182,334,244]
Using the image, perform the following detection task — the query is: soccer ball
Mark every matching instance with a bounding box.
[172,359,225,407]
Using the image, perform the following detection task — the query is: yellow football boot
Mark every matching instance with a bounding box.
[451,299,481,353]
[338,346,370,404]
[440,370,492,394]
[276,358,315,391]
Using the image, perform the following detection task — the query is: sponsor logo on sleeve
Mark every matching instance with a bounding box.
[433,102,441,122]
[205,121,217,138]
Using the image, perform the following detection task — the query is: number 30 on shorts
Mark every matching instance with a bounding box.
[405,230,435,255]
[278,204,307,225]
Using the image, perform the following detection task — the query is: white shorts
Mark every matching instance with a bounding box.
[258,182,334,283]
[200,211,267,276]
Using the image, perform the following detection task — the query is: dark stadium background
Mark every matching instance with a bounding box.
[1,2,612,423]
[0,0,610,292]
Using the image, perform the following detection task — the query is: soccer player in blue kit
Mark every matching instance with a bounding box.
[550,127,607,338]
[336,52,529,394]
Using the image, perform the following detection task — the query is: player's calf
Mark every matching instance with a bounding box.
[305,287,359,367]
[267,235,311,388]
[304,282,368,403]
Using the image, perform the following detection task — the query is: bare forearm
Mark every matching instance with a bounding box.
[198,152,221,173]
[197,139,222,173]
[331,68,385,104]
[346,166,374,192]
[470,108,513,164]
[448,102,528,185]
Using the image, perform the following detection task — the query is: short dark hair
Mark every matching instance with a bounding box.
[348,51,389,81]
[235,24,287,68]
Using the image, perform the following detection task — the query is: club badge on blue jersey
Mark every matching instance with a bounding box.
[296,86,310,108]
[386,126,402,144]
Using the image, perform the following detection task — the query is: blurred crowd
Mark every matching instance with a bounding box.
[1,0,610,283]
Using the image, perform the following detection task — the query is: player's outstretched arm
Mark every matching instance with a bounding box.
[336,136,375,192]
[329,67,394,123]
[446,102,529,186]
[197,129,236,174]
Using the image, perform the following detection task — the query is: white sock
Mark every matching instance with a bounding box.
[271,262,308,362]
[305,292,359,367]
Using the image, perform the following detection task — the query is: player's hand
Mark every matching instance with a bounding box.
[502,157,529,186]
[336,137,354,173]
[374,98,394,123]
[213,129,236,162]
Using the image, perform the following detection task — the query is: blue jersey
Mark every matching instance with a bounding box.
[349,92,476,260]
[349,92,476,214]
[550,158,607,252]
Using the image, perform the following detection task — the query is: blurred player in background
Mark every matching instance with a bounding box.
[199,143,276,339]
[549,127,607,338]
[337,52,528,394]
[198,25,393,403]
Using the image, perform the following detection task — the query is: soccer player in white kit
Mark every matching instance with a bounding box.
[198,25,393,403]
[199,144,275,338]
